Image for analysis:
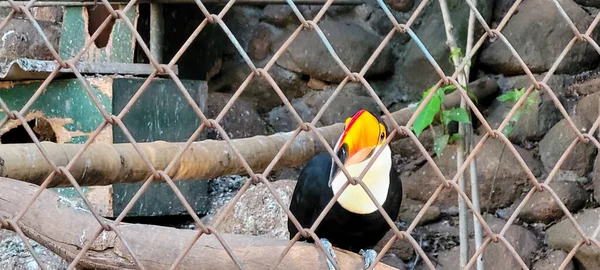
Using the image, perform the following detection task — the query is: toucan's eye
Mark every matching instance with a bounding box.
[379,132,385,142]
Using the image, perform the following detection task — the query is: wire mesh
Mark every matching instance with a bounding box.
[0,0,599,269]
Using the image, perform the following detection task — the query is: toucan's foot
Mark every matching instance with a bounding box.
[319,238,338,270]
[359,249,377,270]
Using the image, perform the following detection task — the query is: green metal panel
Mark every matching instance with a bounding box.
[58,5,137,63]
[112,77,206,142]
[111,77,209,218]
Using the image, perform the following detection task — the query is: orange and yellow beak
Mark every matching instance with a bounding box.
[328,110,387,186]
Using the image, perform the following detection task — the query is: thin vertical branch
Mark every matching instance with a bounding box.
[464,0,483,269]
[438,0,479,268]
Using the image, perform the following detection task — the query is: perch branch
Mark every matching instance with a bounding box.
[0,79,497,187]
[0,177,395,270]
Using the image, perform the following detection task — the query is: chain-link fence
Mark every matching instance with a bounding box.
[0,0,599,269]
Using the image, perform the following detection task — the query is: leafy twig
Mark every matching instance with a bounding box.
[438,0,476,268]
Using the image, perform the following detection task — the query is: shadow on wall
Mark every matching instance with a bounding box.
[133,3,227,81]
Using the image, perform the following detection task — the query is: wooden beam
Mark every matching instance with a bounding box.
[0,177,396,270]
[0,77,498,187]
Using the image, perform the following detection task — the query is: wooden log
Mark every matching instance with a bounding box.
[0,177,396,270]
[0,78,498,187]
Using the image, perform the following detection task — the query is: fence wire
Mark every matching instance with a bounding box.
[0,0,599,269]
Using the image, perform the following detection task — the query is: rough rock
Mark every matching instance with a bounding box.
[517,181,588,224]
[538,115,597,176]
[0,7,63,23]
[204,175,248,220]
[385,0,493,102]
[205,92,269,139]
[571,75,600,96]
[307,77,329,90]
[492,0,517,24]
[273,19,394,83]
[267,83,379,132]
[433,215,539,269]
[497,73,576,97]
[0,19,61,64]
[398,197,441,225]
[575,0,600,7]
[390,128,434,160]
[214,180,296,240]
[547,208,600,270]
[374,230,415,261]
[221,6,263,61]
[480,0,600,76]
[482,73,573,142]
[405,135,543,212]
[248,23,274,61]
[367,8,412,38]
[594,154,600,202]
[0,229,69,270]
[352,4,374,23]
[384,0,414,12]
[481,90,562,144]
[30,7,63,23]
[325,5,356,18]
[576,91,600,126]
[380,253,408,270]
[208,61,311,113]
[532,250,575,270]
[418,218,461,250]
[260,5,297,27]
[270,167,301,181]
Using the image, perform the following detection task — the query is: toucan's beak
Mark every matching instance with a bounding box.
[328,110,386,187]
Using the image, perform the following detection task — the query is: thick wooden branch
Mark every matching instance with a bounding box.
[0,177,395,270]
[0,78,497,187]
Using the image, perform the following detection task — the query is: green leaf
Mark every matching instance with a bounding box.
[502,124,514,137]
[442,108,471,126]
[434,134,450,156]
[412,92,442,137]
[498,88,527,103]
[416,85,435,108]
[442,85,457,94]
[449,48,463,63]
[497,91,518,102]
[449,133,464,144]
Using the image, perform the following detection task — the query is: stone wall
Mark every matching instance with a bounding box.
[203,0,600,269]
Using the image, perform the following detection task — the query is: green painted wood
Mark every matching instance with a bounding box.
[0,78,111,213]
[0,79,111,144]
[110,77,209,217]
[0,76,210,218]
[58,5,137,63]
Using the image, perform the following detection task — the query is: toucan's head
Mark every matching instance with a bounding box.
[328,110,388,187]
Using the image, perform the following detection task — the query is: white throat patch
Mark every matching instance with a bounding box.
[330,145,392,214]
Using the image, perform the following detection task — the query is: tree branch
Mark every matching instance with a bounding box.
[0,177,395,270]
[0,81,497,187]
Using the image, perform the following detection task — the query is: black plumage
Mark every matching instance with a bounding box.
[287,151,403,253]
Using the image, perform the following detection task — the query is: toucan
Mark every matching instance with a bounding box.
[288,109,403,270]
